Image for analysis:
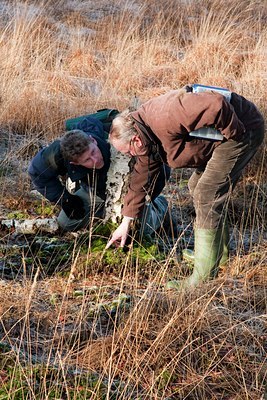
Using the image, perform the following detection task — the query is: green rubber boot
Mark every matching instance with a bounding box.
[166,228,223,290]
[182,222,229,267]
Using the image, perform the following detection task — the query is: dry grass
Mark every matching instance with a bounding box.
[0,257,266,398]
[0,0,266,135]
[0,0,266,398]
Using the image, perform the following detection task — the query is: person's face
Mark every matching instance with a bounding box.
[111,135,144,157]
[71,138,104,169]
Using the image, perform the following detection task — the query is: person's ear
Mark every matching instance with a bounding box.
[132,135,143,148]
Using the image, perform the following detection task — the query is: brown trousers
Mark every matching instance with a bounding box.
[188,126,265,229]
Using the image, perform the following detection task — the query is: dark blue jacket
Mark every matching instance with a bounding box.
[28,117,110,204]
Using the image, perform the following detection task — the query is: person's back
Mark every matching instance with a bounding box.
[229,91,264,131]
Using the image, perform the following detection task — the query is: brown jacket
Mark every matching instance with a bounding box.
[122,89,264,218]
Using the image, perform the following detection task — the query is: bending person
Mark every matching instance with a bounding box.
[106,85,264,289]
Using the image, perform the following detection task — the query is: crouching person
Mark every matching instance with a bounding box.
[28,124,111,232]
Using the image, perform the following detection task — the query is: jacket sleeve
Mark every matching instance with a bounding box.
[28,144,68,204]
[122,155,163,218]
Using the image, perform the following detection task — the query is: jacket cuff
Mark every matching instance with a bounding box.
[122,216,134,222]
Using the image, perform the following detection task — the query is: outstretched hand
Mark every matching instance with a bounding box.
[105,217,132,249]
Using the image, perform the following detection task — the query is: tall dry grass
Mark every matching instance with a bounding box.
[0,0,266,136]
[0,250,266,398]
[0,0,266,399]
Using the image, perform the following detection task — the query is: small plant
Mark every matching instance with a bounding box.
[35,204,55,217]
[6,211,28,219]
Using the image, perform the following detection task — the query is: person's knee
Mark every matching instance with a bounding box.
[74,188,90,208]
[193,186,226,229]
[193,185,211,224]
[188,169,204,197]
[57,209,88,232]
[188,175,197,197]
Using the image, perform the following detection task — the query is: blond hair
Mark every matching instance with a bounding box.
[109,109,137,145]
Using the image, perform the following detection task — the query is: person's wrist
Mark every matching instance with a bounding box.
[122,216,134,227]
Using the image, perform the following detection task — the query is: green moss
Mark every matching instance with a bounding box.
[92,220,117,237]
[78,233,166,272]
[90,238,106,252]
[6,211,28,219]
[132,243,165,262]
[35,204,55,216]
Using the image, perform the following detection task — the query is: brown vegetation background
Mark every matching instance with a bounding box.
[0,0,266,399]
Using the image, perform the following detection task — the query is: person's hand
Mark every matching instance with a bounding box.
[62,194,86,220]
[105,217,132,249]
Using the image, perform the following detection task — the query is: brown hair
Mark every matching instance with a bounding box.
[60,130,94,161]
